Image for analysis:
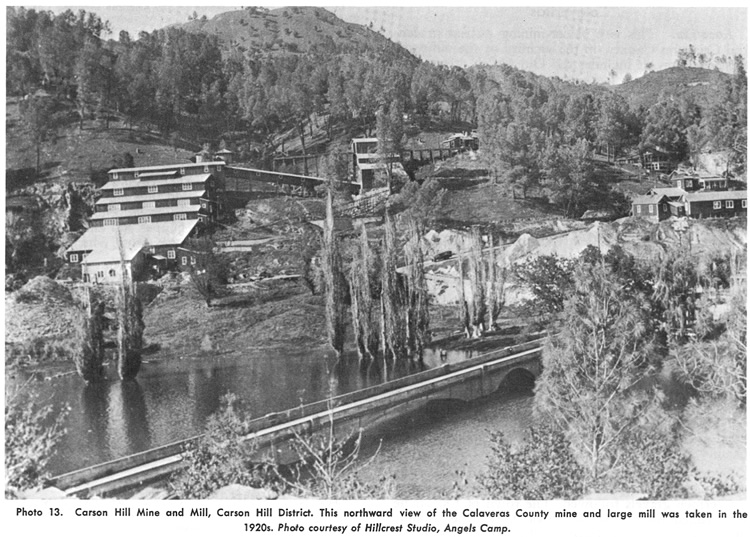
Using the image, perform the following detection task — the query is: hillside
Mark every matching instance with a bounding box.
[615,66,730,109]
[181,6,417,61]
[5,98,195,191]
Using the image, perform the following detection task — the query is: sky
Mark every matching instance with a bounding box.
[23,3,748,83]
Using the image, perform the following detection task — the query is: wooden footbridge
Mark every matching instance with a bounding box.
[49,337,545,498]
[224,166,361,196]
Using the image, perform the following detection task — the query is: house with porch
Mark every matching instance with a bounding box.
[442,132,479,152]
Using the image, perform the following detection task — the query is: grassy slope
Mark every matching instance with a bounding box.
[143,282,328,360]
[6,98,196,189]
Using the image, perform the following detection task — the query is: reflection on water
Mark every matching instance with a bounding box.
[14,339,698,499]
[15,347,451,476]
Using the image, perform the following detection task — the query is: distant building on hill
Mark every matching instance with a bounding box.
[680,190,747,219]
[632,189,747,221]
[642,149,677,174]
[669,172,701,192]
[350,137,406,190]
[631,192,672,222]
[669,170,728,192]
[351,137,382,190]
[441,132,479,152]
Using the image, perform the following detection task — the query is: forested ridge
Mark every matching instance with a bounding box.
[7,6,746,183]
[5,7,748,501]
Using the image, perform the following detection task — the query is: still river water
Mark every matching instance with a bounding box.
[16,346,534,498]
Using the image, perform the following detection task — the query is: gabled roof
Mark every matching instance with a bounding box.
[90,205,201,220]
[100,173,212,190]
[631,193,667,205]
[137,170,179,179]
[83,243,144,265]
[682,190,748,203]
[647,187,687,198]
[67,220,198,255]
[95,190,206,206]
[108,162,223,175]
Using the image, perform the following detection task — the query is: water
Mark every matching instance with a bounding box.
[10,345,494,478]
[356,390,535,499]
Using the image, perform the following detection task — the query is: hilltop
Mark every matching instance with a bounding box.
[181,6,418,61]
[615,66,730,110]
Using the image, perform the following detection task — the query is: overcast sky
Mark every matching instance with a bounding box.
[24,3,748,83]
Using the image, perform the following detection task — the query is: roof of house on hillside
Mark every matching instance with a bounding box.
[90,205,201,220]
[82,243,144,265]
[647,187,687,198]
[95,190,206,206]
[108,162,223,174]
[682,190,748,203]
[100,173,212,190]
[67,220,198,253]
[137,170,179,179]
[442,132,478,144]
[695,169,726,178]
[631,193,668,205]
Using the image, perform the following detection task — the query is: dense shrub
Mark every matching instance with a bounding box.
[170,394,275,499]
[480,425,584,500]
[5,390,68,496]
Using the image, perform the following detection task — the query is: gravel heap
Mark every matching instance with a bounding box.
[5,276,81,344]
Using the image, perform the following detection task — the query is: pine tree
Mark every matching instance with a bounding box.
[535,263,661,485]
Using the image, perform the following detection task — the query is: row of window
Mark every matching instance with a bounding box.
[82,269,119,282]
[111,165,221,181]
[112,183,195,196]
[107,199,197,211]
[72,249,197,264]
[713,200,746,209]
[637,199,747,215]
[635,205,656,215]
[102,213,189,226]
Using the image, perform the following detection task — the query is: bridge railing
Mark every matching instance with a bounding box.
[50,336,548,494]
